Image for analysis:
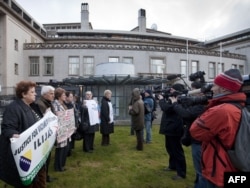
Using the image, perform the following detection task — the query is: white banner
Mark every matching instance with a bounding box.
[10,111,58,186]
[85,100,100,126]
[56,108,76,143]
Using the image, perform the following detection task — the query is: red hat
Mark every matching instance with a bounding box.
[214,69,243,92]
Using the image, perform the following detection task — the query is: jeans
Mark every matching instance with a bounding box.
[144,120,152,143]
[203,179,219,188]
[191,143,206,188]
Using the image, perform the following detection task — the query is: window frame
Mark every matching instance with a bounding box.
[43,56,54,76]
[68,56,80,76]
[83,56,94,75]
[29,56,40,76]
[150,57,165,74]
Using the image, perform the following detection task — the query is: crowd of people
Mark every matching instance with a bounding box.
[129,68,246,188]
[0,68,247,188]
[0,83,114,187]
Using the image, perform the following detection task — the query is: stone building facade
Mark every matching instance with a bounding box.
[0,0,249,121]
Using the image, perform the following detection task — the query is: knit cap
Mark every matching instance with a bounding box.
[145,89,152,95]
[214,69,243,92]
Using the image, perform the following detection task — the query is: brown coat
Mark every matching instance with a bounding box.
[129,88,144,130]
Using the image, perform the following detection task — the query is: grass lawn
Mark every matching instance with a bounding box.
[0,124,195,188]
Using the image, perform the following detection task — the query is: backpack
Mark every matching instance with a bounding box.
[224,103,250,171]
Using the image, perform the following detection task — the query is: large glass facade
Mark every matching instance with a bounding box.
[83,84,149,120]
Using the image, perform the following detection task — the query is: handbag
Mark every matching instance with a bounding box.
[73,131,83,140]
[79,122,89,133]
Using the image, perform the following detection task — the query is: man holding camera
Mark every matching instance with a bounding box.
[169,81,206,187]
[190,69,246,188]
[158,83,187,180]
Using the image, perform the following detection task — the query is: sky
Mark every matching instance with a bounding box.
[15,0,250,41]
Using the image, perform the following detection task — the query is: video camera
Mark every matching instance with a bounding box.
[153,85,187,100]
[153,71,213,106]
[177,71,213,106]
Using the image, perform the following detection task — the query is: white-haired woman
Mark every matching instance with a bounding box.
[100,90,114,146]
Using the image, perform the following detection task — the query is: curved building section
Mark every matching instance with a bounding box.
[95,62,135,76]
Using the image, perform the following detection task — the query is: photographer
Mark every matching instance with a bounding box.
[158,83,186,180]
[169,81,206,187]
[190,69,246,187]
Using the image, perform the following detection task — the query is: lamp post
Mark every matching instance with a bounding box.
[161,67,164,89]
[220,42,222,64]
[186,39,189,80]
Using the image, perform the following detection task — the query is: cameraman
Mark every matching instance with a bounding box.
[169,81,206,188]
[158,83,186,180]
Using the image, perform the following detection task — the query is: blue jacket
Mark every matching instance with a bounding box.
[143,96,154,121]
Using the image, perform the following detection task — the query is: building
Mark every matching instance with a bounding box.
[0,0,249,122]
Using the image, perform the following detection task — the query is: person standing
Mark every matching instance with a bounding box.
[143,90,154,144]
[100,90,114,146]
[52,88,69,172]
[190,69,246,188]
[82,91,100,153]
[128,88,145,151]
[169,81,206,187]
[64,91,78,156]
[36,85,56,183]
[0,81,46,187]
[158,83,187,180]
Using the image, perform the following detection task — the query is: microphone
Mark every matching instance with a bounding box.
[167,74,182,80]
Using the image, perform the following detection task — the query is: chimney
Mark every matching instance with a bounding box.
[138,9,146,32]
[81,3,89,30]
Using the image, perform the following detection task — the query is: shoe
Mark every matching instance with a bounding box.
[136,147,143,151]
[55,168,66,172]
[171,175,185,180]
[163,167,176,171]
[67,150,72,157]
[84,150,93,153]
[46,176,57,182]
[60,168,66,172]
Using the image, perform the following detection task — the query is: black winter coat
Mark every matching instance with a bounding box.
[172,102,205,144]
[0,99,42,187]
[159,99,183,136]
[100,96,114,135]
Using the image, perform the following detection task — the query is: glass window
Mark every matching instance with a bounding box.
[14,39,18,51]
[232,64,237,69]
[150,58,165,74]
[180,60,187,76]
[29,57,39,76]
[14,63,18,75]
[191,61,199,73]
[83,56,94,75]
[209,62,216,78]
[123,57,133,64]
[109,57,119,62]
[69,57,80,75]
[217,63,224,74]
[44,57,54,76]
[239,65,244,75]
